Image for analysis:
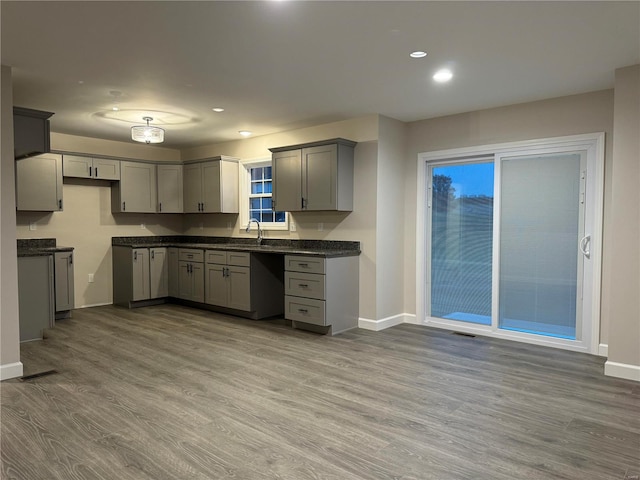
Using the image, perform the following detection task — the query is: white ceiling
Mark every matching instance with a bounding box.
[2,1,639,149]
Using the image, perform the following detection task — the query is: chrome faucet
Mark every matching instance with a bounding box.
[246,218,263,245]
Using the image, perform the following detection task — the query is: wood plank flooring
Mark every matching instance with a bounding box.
[1,304,639,480]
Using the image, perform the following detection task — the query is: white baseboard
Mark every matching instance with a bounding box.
[0,362,23,381]
[77,302,112,309]
[598,343,608,357]
[604,360,640,382]
[359,313,415,331]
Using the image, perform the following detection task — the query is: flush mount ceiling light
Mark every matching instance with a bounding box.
[131,116,165,144]
[212,107,225,112]
[410,51,427,58]
[433,69,453,83]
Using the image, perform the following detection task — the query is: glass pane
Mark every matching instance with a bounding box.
[430,162,494,325]
[263,180,272,194]
[250,168,263,181]
[251,182,263,194]
[264,166,272,179]
[275,211,286,222]
[249,209,260,220]
[499,153,581,339]
[262,198,272,210]
[262,212,274,222]
[250,198,261,209]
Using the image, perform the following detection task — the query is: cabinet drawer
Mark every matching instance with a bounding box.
[227,251,250,267]
[205,250,227,265]
[179,249,203,263]
[285,255,325,274]
[285,296,325,326]
[285,271,325,300]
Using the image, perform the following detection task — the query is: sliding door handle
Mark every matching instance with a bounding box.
[579,235,591,259]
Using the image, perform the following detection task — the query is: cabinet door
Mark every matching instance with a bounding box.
[228,266,251,311]
[157,164,183,213]
[63,155,92,178]
[202,161,222,213]
[54,251,74,312]
[183,163,203,213]
[149,248,168,299]
[132,248,150,301]
[272,149,302,212]
[18,256,54,341]
[119,161,157,213]
[15,154,63,211]
[93,158,120,180]
[205,264,227,307]
[219,159,239,213]
[303,144,337,211]
[191,263,205,303]
[168,248,179,297]
[178,261,192,300]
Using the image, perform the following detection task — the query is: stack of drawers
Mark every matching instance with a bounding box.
[284,254,359,335]
[284,255,327,326]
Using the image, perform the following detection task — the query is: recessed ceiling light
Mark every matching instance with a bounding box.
[238,130,252,137]
[410,51,427,58]
[433,69,453,83]
[212,108,224,112]
[112,106,119,111]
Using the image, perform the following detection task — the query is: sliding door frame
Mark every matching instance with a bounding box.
[416,133,605,354]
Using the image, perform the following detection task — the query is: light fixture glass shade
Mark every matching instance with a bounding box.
[131,117,165,144]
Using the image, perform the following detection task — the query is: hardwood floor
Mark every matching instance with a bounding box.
[2,304,639,480]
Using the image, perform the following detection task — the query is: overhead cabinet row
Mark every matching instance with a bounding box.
[16,138,356,213]
[15,153,238,213]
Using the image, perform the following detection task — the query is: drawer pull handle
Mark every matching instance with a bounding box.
[298,284,309,288]
[298,308,308,314]
[298,263,309,268]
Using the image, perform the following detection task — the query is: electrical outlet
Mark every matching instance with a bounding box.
[29,222,37,231]
[290,221,296,232]
[318,222,324,231]
[88,273,94,283]
[140,223,146,229]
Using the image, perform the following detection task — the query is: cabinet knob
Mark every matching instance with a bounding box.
[134,251,137,261]
[122,201,126,211]
[58,199,63,209]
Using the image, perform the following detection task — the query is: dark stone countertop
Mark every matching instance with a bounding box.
[112,236,360,258]
[17,238,74,257]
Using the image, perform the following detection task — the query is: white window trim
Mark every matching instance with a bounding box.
[239,157,289,231]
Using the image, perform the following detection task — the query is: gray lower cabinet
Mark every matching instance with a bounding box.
[54,251,74,316]
[205,250,251,311]
[18,255,54,342]
[167,247,179,297]
[15,153,63,211]
[284,255,359,335]
[149,248,168,298]
[178,249,204,302]
[205,249,283,319]
[112,246,168,307]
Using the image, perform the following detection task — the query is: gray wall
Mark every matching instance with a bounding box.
[1,65,21,379]
[606,64,640,377]
[403,89,615,342]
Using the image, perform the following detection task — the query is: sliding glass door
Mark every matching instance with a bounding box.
[429,161,494,325]
[498,152,585,340]
[425,140,598,351]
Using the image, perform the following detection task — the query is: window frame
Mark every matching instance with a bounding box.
[239,157,289,231]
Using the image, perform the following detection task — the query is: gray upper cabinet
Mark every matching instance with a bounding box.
[157,164,183,213]
[270,138,356,212]
[111,161,157,213]
[13,107,53,159]
[63,154,120,180]
[183,156,239,213]
[15,153,63,211]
